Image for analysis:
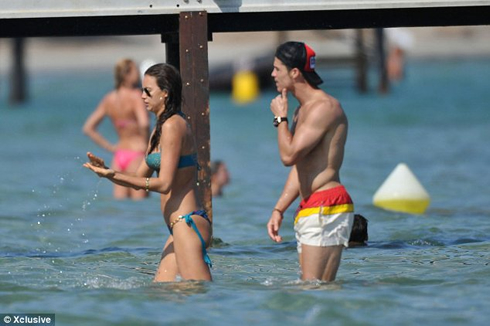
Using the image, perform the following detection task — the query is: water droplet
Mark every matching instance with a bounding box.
[67,228,71,232]
[41,214,45,217]
[37,221,41,225]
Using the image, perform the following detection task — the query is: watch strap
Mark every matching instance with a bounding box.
[273,116,288,127]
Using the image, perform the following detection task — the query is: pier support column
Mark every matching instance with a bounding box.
[178,11,213,222]
[375,28,389,94]
[9,38,28,105]
[163,32,180,68]
[355,29,368,93]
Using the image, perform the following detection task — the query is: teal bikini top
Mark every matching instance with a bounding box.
[146,152,198,171]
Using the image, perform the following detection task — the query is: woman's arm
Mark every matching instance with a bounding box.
[84,150,156,190]
[82,97,116,152]
[84,117,184,194]
[150,117,183,193]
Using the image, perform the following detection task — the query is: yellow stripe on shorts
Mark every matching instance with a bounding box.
[294,204,354,225]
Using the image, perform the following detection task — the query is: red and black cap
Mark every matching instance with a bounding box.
[275,41,323,87]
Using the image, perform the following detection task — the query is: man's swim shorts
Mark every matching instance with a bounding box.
[294,185,354,253]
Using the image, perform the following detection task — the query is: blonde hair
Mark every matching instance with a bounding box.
[114,59,135,89]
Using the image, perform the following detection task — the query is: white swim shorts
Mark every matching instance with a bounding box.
[294,186,354,253]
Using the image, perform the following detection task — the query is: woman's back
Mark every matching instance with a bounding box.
[105,87,148,151]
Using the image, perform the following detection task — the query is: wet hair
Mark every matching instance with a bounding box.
[114,58,135,89]
[349,214,369,244]
[145,63,183,155]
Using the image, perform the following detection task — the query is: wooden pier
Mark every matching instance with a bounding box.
[2,0,490,218]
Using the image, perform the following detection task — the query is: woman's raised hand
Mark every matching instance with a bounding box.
[83,152,115,178]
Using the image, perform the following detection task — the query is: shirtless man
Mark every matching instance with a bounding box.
[267,42,354,282]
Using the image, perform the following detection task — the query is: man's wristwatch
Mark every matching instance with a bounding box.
[273,116,288,128]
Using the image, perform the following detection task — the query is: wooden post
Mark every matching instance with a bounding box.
[355,29,368,93]
[375,28,389,94]
[163,32,180,68]
[9,38,28,105]
[178,11,213,222]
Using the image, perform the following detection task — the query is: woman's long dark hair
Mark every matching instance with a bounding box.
[145,63,183,154]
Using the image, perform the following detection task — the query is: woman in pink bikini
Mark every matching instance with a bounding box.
[83,58,149,200]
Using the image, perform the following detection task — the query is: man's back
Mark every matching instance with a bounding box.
[293,89,348,198]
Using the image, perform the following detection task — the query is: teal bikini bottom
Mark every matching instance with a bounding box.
[168,210,212,268]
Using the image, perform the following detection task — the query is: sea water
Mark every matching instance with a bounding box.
[1,59,489,325]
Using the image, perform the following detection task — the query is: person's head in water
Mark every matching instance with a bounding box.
[211,160,230,197]
[272,41,323,92]
[142,63,183,154]
[114,58,140,89]
[349,214,369,247]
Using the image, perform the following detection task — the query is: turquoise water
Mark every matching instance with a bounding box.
[1,59,490,325]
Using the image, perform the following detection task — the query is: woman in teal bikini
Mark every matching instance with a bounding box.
[84,63,212,282]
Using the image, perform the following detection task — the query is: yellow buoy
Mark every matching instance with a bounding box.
[373,163,430,214]
[232,70,259,104]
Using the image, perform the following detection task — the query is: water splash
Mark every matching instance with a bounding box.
[82,276,146,290]
[81,180,101,212]
[261,277,276,287]
[28,168,98,255]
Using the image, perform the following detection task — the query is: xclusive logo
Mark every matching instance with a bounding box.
[1,314,55,325]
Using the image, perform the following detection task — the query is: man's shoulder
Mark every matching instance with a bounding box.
[308,92,343,118]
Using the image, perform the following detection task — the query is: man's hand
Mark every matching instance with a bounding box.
[267,210,283,243]
[270,88,288,118]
